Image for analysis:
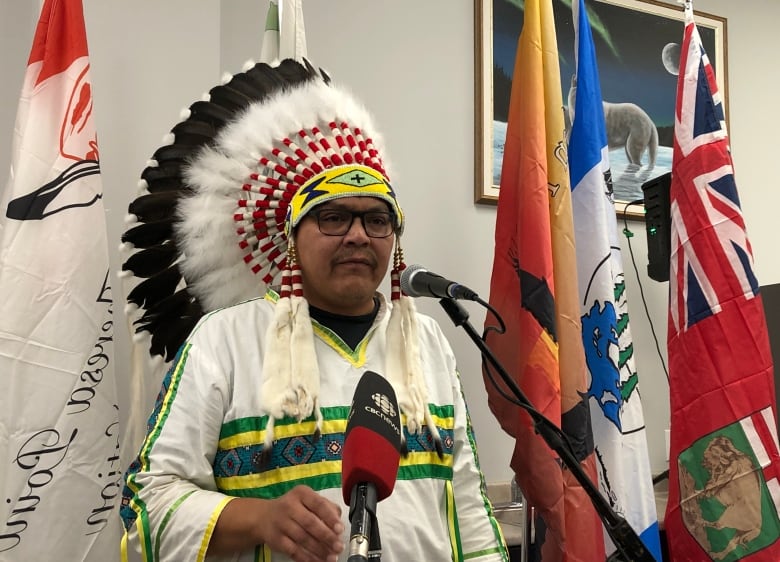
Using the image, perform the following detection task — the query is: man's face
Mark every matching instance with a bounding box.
[295,196,395,315]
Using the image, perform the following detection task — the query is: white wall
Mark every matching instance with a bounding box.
[2,0,778,487]
[0,3,38,168]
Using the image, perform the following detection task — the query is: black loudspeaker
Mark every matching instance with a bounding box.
[761,283,780,433]
[641,172,672,282]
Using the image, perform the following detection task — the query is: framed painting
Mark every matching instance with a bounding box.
[474,0,728,219]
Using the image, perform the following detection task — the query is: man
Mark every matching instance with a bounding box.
[119,59,508,562]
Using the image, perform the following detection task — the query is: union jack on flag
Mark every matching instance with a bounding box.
[665,5,780,561]
[668,18,755,334]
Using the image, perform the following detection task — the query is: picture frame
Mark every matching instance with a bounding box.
[474,0,728,219]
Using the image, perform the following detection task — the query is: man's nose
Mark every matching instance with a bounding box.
[343,215,370,242]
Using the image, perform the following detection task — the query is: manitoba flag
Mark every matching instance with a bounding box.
[0,1,120,559]
[664,5,780,561]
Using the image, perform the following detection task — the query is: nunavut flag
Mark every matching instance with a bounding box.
[664,4,780,561]
[0,0,121,560]
[483,0,604,559]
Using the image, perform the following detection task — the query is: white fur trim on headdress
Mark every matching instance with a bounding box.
[385,295,441,446]
[260,292,322,449]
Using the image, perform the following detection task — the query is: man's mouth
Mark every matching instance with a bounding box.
[335,255,375,268]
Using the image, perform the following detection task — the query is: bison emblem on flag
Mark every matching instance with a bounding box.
[678,408,780,560]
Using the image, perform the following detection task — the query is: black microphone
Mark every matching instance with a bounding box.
[341,371,403,562]
[400,264,479,300]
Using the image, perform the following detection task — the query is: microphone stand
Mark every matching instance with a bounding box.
[348,482,383,562]
[438,298,656,562]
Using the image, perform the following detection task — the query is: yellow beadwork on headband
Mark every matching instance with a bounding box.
[285,164,404,236]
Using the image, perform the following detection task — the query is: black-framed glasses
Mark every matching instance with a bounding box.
[309,208,395,238]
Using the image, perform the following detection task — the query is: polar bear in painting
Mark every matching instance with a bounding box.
[568,76,658,169]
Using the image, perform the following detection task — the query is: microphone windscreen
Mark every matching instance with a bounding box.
[399,263,425,297]
[341,371,402,504]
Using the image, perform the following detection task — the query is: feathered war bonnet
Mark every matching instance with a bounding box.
[120,58,441,451]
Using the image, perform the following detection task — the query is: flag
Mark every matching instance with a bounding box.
[259,0,307,64]
[482,0,604,559]
[0,1,120,559]
[568,0,662,559]
[664,4,780,561]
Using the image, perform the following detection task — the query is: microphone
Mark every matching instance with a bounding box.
[341,371,403,562]
[400,264,479,301]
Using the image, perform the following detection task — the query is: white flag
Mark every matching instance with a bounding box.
[259,0,307,64]
[0,0,121,559]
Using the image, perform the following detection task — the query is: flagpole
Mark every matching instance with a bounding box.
[438,297,656,562]
[677,0,693,15]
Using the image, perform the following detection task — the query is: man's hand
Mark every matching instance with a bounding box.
[260,485,345,561]
[209,485,345,561]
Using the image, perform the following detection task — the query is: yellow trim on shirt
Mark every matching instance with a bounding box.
[219,418,348,450]
[217,460,342,492]
[197,496,234,562]
[312,322,371,366]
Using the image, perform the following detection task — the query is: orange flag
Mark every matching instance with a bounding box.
[483,0,604,559]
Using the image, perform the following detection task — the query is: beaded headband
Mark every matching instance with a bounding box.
[284,164,403,235]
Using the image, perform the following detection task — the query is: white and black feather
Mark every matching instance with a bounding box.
[121,59,322,361]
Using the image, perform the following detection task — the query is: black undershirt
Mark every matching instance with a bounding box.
[308,297,380,350]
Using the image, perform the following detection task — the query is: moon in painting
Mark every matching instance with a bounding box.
[662,42,680,75]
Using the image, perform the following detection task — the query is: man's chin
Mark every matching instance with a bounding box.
[333,282,379,312]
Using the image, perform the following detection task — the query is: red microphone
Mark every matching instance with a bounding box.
[341,371,402,561]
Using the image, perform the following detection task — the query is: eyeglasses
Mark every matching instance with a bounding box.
[309,208,395,238]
